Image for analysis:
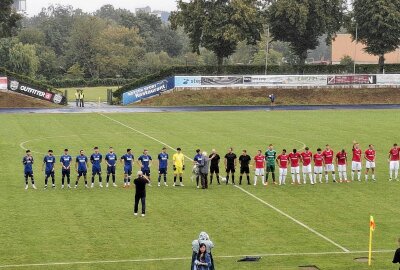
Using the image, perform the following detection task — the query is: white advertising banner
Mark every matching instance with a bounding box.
[243,75,328,86]
[0,77,7,90]
[376,74,400,85]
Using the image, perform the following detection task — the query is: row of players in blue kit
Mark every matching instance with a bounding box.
[22,146,160,189]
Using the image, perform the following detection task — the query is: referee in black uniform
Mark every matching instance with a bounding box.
[239,150,251,185]
[209,149,221,184]
[224,147,237,185]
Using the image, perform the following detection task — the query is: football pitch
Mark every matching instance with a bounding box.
[0,110,399,270]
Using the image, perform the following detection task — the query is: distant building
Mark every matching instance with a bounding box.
[135,6,151,14]
[12,0,26,13]
[135,6,170,23]
[332,34,400,64]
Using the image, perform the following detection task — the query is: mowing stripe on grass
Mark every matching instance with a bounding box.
[0,250,393,268]
[235,185,350,252]
[99,114,349,253]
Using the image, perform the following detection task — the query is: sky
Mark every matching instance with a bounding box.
[25,0,178,17]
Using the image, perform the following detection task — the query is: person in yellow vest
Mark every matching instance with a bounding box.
[75,90,80,107]
[172,147,185,187]
[79,90,85,107]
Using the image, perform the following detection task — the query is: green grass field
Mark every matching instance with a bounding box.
[0,110,399,270]
[61,87,118,102]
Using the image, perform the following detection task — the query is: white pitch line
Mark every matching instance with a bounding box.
[99,114,350,252]
[235,185,350,253]
[0,250,394,269]
[99,113,194,161]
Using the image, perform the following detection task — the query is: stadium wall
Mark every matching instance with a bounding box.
[122,74,400,105]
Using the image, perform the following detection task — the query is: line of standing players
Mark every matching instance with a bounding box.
[22,142,400,189]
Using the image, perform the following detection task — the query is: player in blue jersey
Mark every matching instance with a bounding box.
[42,150,56,189]
[157,147,169,186]
[23,150,36,190]
[90,146,103,188]
[194,149,203,189]
[138,149,153,185]
[75,150,88,188]
[60,149,72,188]
[120,148,134,188]
[105,147,118,187]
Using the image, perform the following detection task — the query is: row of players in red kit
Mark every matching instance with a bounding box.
[274,143,400,185]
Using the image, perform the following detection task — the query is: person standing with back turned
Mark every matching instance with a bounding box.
[133,171,150,217]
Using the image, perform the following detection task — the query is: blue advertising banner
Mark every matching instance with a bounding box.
[174,76,202,87]
[123,77,175,105]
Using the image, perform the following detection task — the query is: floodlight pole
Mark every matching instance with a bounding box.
[353,24,358,74]
[265,25,270,75]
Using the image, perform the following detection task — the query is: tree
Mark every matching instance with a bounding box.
[170,0,264,68]
[8,42,40,77]
[350,0,400,73]
[268,0,345,71]
[66,63,84,79]
[0,0,22,38]
[66,16,107,77]
[95,25,145,78]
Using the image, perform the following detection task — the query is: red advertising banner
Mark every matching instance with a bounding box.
[327,75,377,85]
[0,77,7,90]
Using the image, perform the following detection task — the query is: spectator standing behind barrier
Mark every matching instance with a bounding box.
[393,238,400,269]
[79,90,85,107]
[199,151,210,189]
[191,232,215,270]
[75,90,80,107]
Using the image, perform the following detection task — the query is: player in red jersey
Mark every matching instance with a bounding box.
[364,144,376,181]
[288,149,301,184]
[276,149,288,185]
[253,150,266,186]
[313,148,324,183]
[336,149,348,183]
[322,144,336,183]
[388,143,399,181]
[351,142,362,182]
[301,147,314,185]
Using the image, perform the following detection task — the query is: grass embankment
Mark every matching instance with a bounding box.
[134,87,400,106]
[0,91,59,108]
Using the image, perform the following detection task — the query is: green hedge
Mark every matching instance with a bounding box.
[0,67,63,95]
[113,64,400,98]
[48,78,131,88]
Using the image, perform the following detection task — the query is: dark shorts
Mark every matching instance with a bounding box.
[45,171,55,177]
[107,166,116,175]
[24,171,33,178]
[266,164,276,173]
[226,166,235,173]
[142,169,150,176]
[159,168,167,174]
[240,166,250,174]
[92,167,101,175]
[210,166,219,174]
[62,169,70,177]
[124,166,132,175]
[78,170,87,177]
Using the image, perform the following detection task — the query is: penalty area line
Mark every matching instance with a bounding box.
[235,185,350,253]
[0,250,394,268]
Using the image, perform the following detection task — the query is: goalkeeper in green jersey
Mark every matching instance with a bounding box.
[265,144,277,184]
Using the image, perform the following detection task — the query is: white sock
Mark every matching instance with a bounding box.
[291,174,295,183]
[297,174,300,183]
[279,175,283,185]
[314,174,317,182]
[390,170,393,179]
[303,174,306,183]
[357,172,361,180]
[310,174,314,184]
[343,172,347,181]
[254,176,257,185]
[372,174,375,180]
[395,170,399,179]
[319,174,322,182]
[325,174,328,181]
[338,172,343,181]
[365,175,369,181]
[351,171,354,180]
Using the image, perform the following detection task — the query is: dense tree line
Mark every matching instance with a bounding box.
[0,0,399,80]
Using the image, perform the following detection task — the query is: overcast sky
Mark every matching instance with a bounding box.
[25,0,177,17]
